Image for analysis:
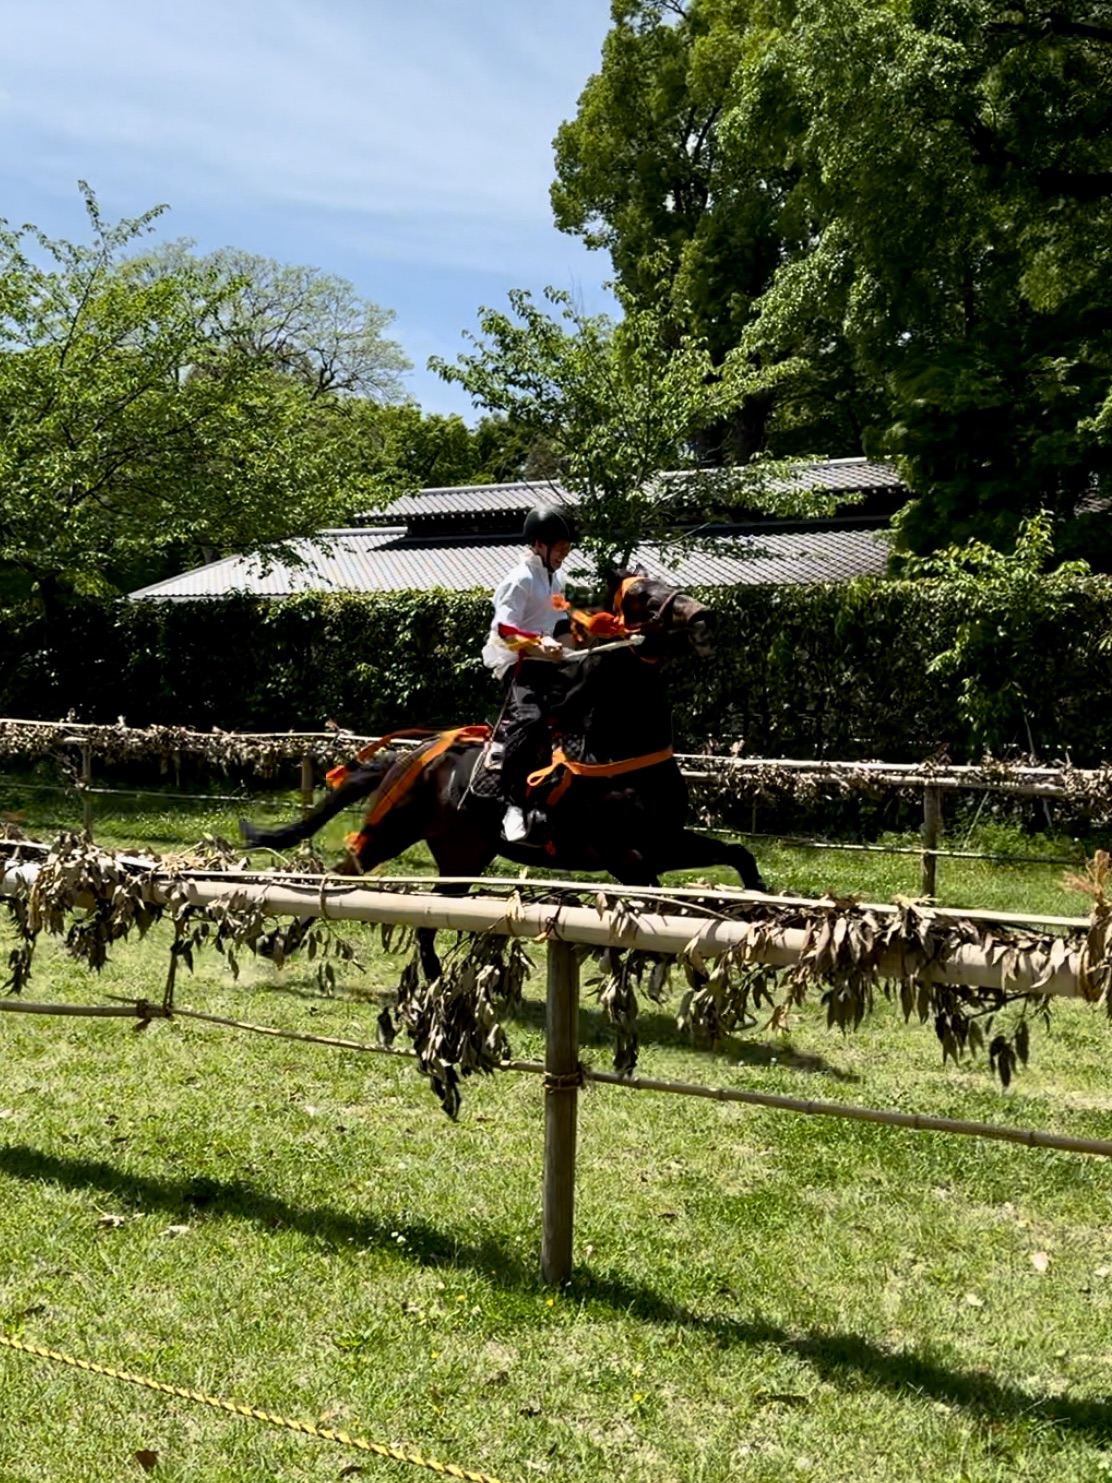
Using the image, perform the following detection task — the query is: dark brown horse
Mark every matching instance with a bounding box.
[240,572,767,947]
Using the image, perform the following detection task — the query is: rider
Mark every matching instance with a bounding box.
[481,505,576,841]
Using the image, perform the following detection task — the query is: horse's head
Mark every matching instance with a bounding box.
[605,568,716,658]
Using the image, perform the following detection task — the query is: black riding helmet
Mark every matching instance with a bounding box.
[523,505,575,547]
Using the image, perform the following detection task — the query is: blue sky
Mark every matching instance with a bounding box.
[1,0,617,418]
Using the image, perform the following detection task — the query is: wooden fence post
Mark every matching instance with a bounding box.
[80,742,94,839]
[299,755,315,818]
[920,785,943,897]
[541,940,580,1285]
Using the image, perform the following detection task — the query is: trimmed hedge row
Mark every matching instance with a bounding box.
[3,578,1112,763]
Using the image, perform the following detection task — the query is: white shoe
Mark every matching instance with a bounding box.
[503,805,528,842]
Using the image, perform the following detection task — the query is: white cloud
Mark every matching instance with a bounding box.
[0,0,617,413]
[1,0,602,229]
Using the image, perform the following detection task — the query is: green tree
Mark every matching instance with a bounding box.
[555,0,1112,557]
[726,0,1112,555]
[432,278,848,578]
[141,242,410,400]
[355,406,531,496]
[551,0,884,461]
[431,282,744,576]
[904,512,1092,755]
[0,188,402,598]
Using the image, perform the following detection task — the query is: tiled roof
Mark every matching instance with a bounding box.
[128,526,891,601]
[373,481,572,522]
[363,459,904,524]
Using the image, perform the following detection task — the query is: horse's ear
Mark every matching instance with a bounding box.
[602,568,627,606]
[602,565,646,603]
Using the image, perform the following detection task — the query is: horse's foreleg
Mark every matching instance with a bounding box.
[416,836,501,980]
[655,830,768,892]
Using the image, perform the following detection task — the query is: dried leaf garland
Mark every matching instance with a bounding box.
[393,933,526,1117]
[0,831,1102,1100]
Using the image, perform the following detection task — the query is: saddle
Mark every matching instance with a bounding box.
[467,717,562,807]
[467,731,511,803]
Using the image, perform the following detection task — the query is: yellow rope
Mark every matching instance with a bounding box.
[0,1334,508,1483]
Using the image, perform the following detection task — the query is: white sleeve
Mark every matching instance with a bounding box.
[491,571,540,636]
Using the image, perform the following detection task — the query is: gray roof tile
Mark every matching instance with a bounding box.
[128,526,890,601]
[363,459,904,523]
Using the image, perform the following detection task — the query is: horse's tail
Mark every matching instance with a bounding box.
[239,753,397,851]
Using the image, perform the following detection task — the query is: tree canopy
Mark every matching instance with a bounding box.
[0,188,410,599]
[140,241,411,401]
[552,0,1112,559]
[432,278,845,577]
[432,282,746,575]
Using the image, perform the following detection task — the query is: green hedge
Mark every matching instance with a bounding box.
[3,578,1112,763]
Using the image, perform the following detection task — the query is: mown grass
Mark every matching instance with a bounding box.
[2,783,1111,1480]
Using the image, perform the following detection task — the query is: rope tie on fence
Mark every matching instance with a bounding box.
[543,1063,589,1093]
[0,1334,509,1483]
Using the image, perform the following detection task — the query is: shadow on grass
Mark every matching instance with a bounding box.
[263,976,860,1081]
[504,994,860,1082]
[2,1141,1108,1442]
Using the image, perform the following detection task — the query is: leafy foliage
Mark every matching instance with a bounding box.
[0,188,407,597]
[431,282,752,575]
[357,405,560,498]
[5,568,1112,763]
[552,0,1112,556]
[901,512,1092,754]
[140,241,410,401]
[4,833,1104,1108]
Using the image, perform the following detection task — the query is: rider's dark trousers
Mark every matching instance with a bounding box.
[499,658,567,808]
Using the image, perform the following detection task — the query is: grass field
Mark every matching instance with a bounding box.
[2,784,1111,1481]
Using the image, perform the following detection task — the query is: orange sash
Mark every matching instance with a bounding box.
[344,724,491,853]
[326,726,447,788]
[526,743,675,807]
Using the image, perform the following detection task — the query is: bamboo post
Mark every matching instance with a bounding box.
[299,754,315,818]
[541,941,580,1285]
[80,742,94,838]
[920,784,943,897]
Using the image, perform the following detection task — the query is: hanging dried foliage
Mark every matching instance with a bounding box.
[580,883,1102,1090]
[7,718,1112,823]
[686,752,1112,825]
[1,833,1108,1110]
[385,933,531,1118]
[0,832,362,1002]
[0,718,384,779]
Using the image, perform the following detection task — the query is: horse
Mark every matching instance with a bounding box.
[239,569,767,972]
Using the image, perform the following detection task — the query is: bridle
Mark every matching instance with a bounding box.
[555,575,681,652]
[612,575,679,635]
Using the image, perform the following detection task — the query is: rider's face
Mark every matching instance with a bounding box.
[541,540,572,570]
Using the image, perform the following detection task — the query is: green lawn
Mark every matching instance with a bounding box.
[2,786,1111,1480]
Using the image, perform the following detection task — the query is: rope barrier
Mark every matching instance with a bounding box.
[6,993,1110,1160]
[0,1334,510,1483]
